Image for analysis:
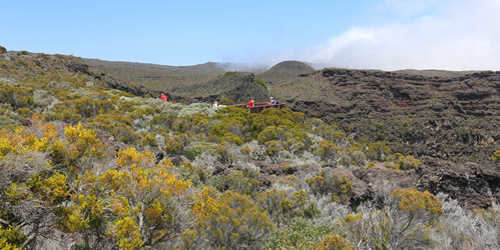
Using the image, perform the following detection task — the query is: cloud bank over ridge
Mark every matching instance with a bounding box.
[229,0,500,71]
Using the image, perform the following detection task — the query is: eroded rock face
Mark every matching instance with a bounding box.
[415,159,500,210]
[287,68,500,119]
[346,160,500,210]
[343,160,500,210]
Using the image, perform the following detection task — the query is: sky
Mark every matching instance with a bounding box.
[1,0,499,71]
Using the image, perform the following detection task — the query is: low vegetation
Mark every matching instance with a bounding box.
[1,48,500,249]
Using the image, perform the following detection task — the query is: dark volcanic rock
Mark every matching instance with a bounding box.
[343,161,500,210]
[345,160,500,210]
[416,160,500,210]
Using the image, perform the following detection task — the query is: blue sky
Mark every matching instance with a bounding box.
[2,0,500,70]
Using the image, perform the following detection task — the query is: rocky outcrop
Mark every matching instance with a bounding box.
[415,160,500,210]
[343,160,500,210]
[346,160,500,210]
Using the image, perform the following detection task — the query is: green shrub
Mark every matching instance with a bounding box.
[16,50,28,56]
[255,77,267,88]
[177,161,210,187]
[364,142,391,161]
[316,234,355,250]
[306,169,354,204]
[491,150,500,162]
[150,114,177,131]
[263,218,334,250]
[223,71,238,77]
[0,46,6,54]
[214,143,236,163]
[318,140,343,164]
[384,153,420,170]
[15,107,33,118]
[0,85,33,109]
[222,170,260,196]
[257,188,320,225]
[182,142,214,161]
[198,190,273,249]
[0,225,27,249]
[0,116,19,128]
[140,133,157,147]
[218,98,235,105]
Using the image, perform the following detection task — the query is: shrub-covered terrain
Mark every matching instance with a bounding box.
[1,48,500,249]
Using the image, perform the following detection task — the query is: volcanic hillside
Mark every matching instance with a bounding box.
[257,60,315,85]
[269,67,500,164]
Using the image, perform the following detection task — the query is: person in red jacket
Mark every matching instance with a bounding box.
[161,93,168,102]
[248,98,254,108]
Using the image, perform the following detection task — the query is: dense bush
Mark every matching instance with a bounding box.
[263,218,335,250]
[255,77,268,88]
[197,190,273,249]
[0,84,34,110]
[218,98,235,105]
[340,188,443,250]
[306,169,354,204]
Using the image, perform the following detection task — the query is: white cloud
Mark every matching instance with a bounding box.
[261,0,500,71]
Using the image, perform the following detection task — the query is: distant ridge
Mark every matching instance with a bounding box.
[82,59,226,91]
[393,69,479,77]
[83,59,226,76]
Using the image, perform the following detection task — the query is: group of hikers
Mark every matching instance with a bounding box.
[160,93,279,110]
[247,97,278,108]
[247,97,277,108]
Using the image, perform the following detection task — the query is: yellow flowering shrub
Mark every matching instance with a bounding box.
[316,234,354,250]
[199,190,274,249]
[392,188,443,215]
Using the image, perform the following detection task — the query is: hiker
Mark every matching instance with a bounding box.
[161,93,168,102]
[269,97,276,105]
[213,101,218,107]
[248,98,254,108]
